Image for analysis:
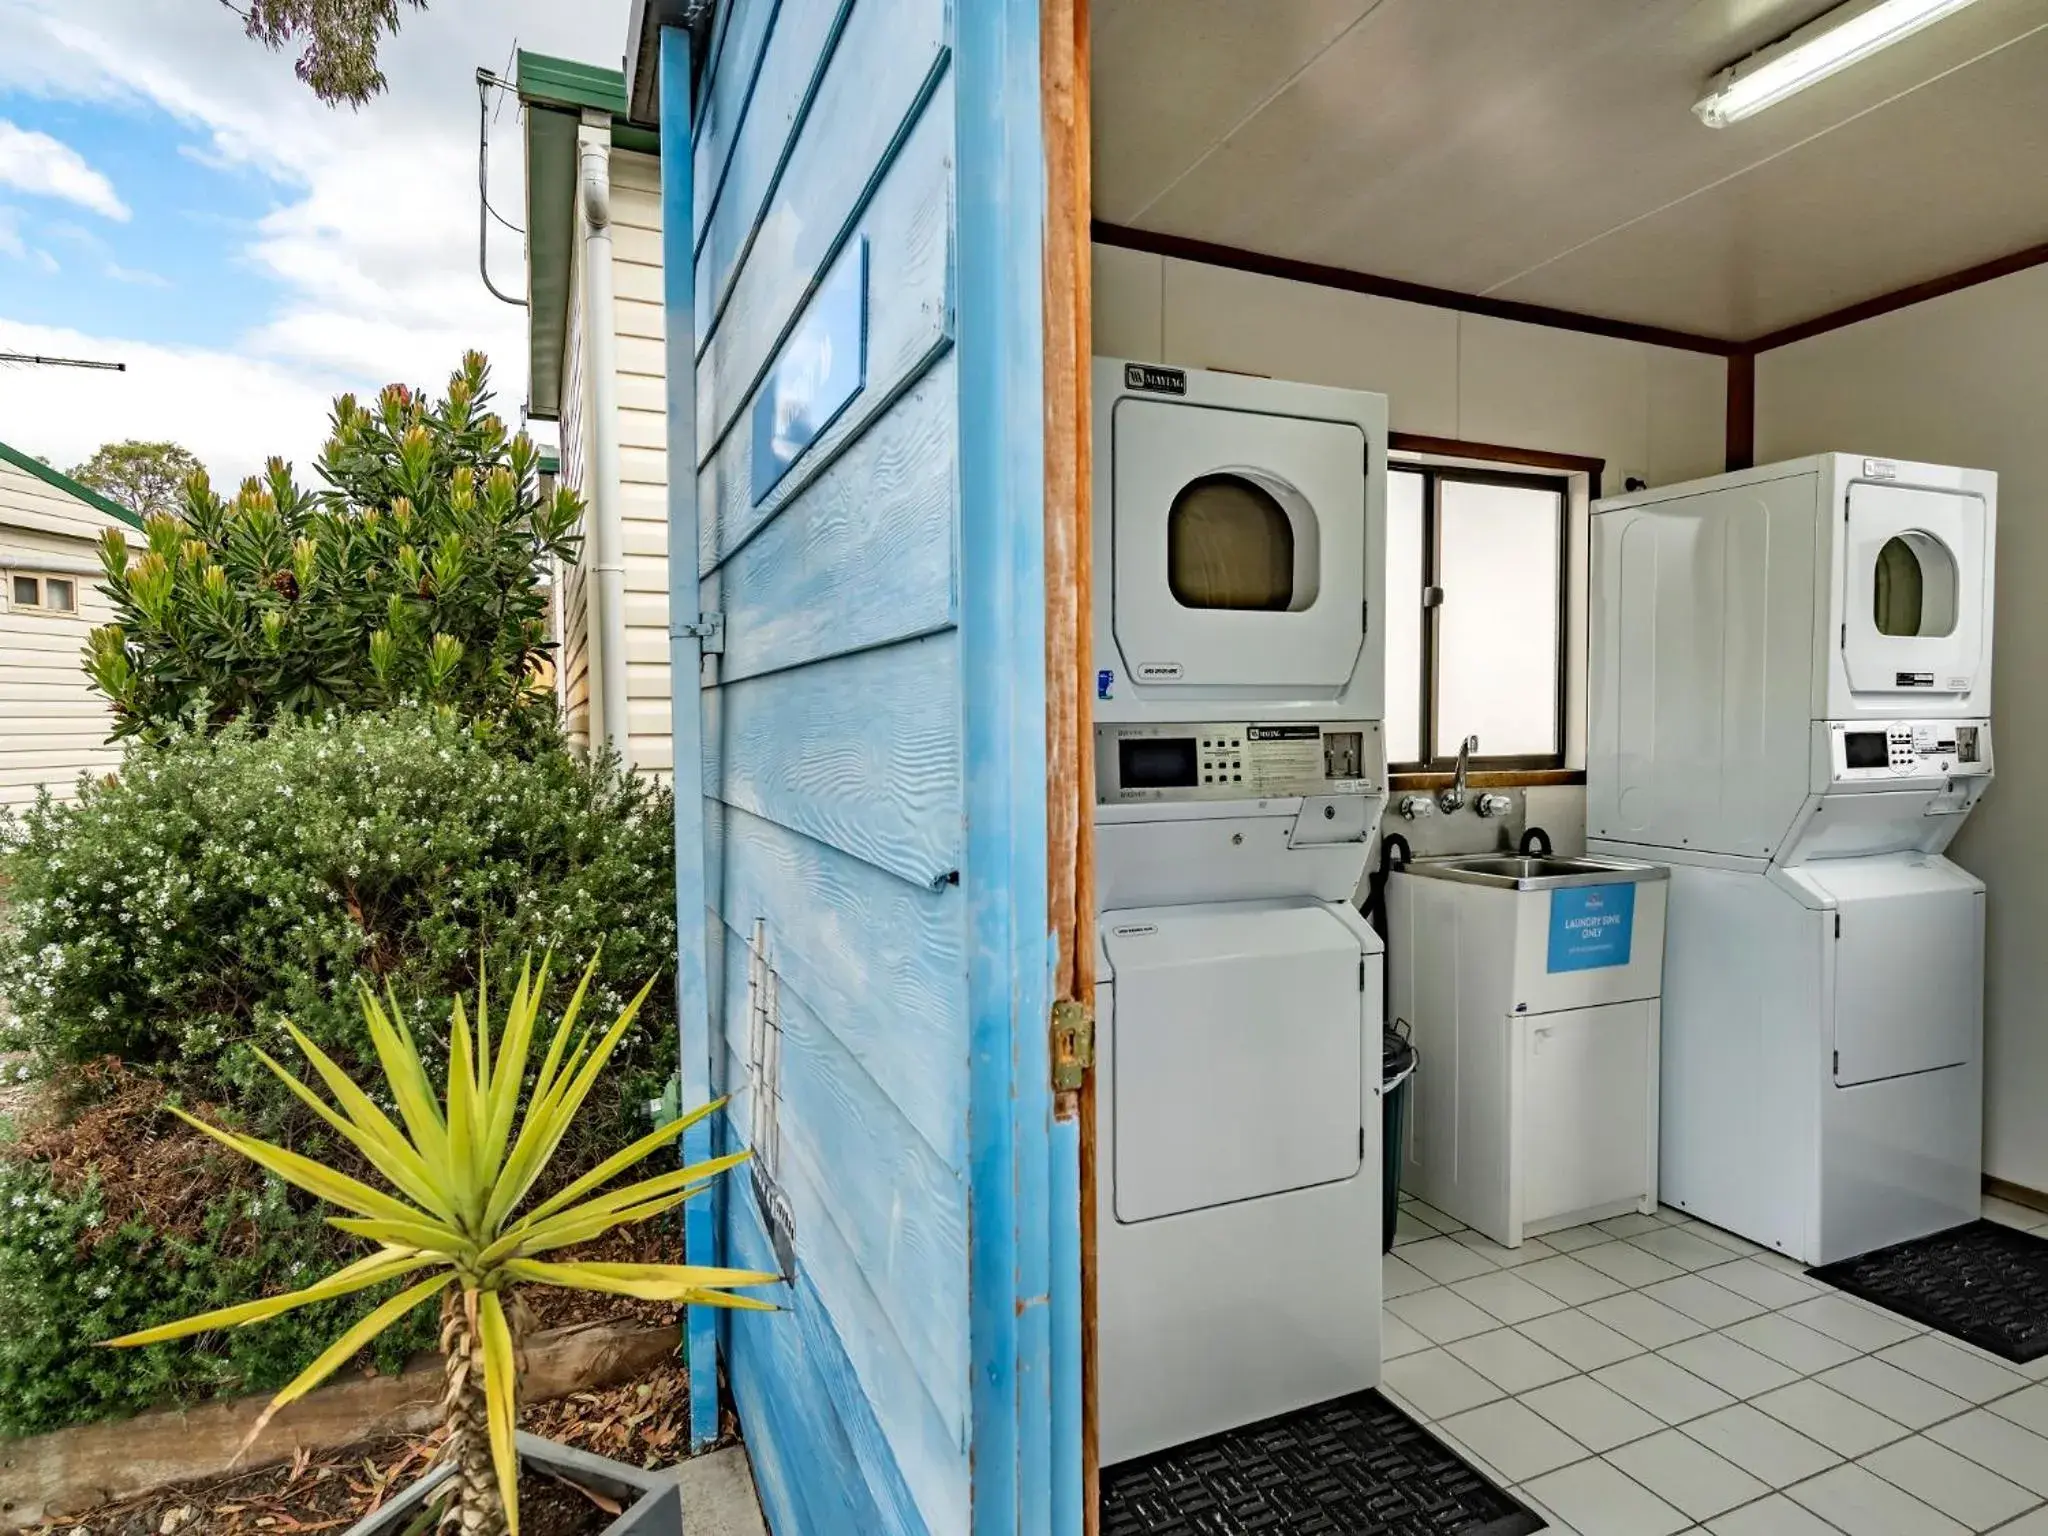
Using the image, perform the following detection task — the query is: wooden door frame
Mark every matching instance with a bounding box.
[1042,0,1097,1528]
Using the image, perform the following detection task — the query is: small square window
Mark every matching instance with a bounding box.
[1386,465,1568,770]
[7,573,81,614]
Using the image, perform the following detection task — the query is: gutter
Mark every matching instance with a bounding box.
[579,113,632,767]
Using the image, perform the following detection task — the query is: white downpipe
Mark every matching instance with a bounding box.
[579,119,631,767]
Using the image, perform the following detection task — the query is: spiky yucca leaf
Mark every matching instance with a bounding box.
[105,956,778,1536]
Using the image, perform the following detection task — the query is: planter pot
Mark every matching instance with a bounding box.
[341,1432,680,1536]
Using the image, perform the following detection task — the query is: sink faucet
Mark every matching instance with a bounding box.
[1438,735,1479,815]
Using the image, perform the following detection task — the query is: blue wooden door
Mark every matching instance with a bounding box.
[662,2,1072,1531]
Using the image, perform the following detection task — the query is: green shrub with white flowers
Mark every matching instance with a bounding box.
[0,707,675,1131]
[0,707,678,1431]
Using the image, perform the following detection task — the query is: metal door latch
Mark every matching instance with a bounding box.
[674,611,726,654]
[1051,998,1095,1092]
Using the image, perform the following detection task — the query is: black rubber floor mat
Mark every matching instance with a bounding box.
[1809,1218,2048,1363]
[1099,1389,1545,1536]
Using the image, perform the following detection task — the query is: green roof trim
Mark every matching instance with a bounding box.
[0,437,143,529]
[516,50,662,423]
[518,50,629,116]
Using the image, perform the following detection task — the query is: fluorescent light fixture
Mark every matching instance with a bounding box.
[1694,0,1987,126]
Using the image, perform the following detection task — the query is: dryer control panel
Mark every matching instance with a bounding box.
[1830,719,1992,782]
[1096,721,1380,804]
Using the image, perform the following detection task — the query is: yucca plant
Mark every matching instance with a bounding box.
[104,958,777,1536]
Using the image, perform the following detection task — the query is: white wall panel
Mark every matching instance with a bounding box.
[1159,256,1460,438]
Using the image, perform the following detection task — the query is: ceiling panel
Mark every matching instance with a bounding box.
[1090,0,1380,222]
[1093,0,2048,338]
[1490,23,2048,337]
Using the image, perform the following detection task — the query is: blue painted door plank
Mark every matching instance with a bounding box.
[954,0,1055,1529]
[708,915,972,1453]
[691,0,781,243]
[1051,1109,1082,1536]
[727,1188,926,1535]
[659,24,724,1456]
[708,797,969,1169]
[694,0,859,351]
[695,0,949,468]
[712,635,963,888]
[696,62,955,562]
[709,353,958,686]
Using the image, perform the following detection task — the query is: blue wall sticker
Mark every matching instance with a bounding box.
[751,238,869,506]
[1547,882,1636,972]
[1097,668,1114,700]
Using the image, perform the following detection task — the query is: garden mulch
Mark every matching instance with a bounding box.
[26,1359,710,1536]
[0,1056,33,1126]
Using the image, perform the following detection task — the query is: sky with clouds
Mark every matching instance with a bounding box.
[0,0,633,486]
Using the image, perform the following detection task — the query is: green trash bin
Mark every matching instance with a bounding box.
[1382,1023,1417,1253]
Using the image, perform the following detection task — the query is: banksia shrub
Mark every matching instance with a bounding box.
[86,352,581,742]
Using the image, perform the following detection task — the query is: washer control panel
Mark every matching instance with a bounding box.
[1831,719,1991,782]
[1096,721,1381,804]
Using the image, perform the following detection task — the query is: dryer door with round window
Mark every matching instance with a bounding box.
[1112,398,1366,692]
[1840,480,1988,699]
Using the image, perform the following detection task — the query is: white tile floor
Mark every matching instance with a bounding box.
[1381,1192,2048,1535]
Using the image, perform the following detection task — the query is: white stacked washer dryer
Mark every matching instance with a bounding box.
[1091,358,1389,1466]
[1588,454,1996,1266]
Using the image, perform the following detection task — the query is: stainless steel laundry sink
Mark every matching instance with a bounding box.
[1403,853,1669,891]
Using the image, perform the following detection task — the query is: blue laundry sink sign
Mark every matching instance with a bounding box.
[751,238,869,506]
[1547,882,1636,972]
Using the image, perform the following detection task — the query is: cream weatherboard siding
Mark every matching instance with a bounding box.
[0,454,131,813]
[554,143,673,777]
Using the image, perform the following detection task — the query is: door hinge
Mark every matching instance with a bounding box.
[1834,912,1842,938]
[1833,1050,1840,1076]
[1422,585,1445,609]
[1360,956,1368,991]
[1840,622,1846,649]
[1360,1126,1366,1160]
[1051,998,1095,1092]
[1362,598,1370,631]
[675,611,726,655]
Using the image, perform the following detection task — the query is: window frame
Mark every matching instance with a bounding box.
[1388,463,1570,774]
[6,571,79,616]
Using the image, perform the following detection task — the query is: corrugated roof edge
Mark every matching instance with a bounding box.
[0,438,144,530]
[516,50,629,116]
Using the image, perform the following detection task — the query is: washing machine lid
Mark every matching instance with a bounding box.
[1112,398,1367,691]
[1106,902,1365,1224]
[1840,481,1989,698]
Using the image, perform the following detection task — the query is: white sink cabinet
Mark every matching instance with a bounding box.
[1389,856,1667,1247]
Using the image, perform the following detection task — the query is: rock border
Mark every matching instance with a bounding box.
[0,1319,680,1530]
